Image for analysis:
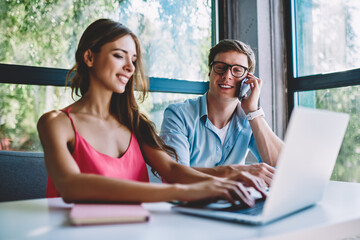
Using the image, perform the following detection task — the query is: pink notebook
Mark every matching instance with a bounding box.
[70,203,150,225]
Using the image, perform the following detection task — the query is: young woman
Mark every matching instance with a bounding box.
[37,19,267,206]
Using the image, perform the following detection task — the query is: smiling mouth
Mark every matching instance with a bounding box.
[117,74,129,84]
[219,84,233,89]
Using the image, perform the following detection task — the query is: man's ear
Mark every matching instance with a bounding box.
[83,49,94,67]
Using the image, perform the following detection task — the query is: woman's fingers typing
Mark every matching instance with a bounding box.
[182,178,256,207]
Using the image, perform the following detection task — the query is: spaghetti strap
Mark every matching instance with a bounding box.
[61,107,77,133]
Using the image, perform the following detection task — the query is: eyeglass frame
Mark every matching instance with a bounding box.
[210,61,249,78]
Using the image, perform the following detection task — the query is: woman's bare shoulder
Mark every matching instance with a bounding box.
[37,110,71,134]
[38,110,64,124]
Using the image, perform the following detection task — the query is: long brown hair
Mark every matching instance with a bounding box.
[66,18,178,165]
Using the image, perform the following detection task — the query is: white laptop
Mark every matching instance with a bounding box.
[172,107,349,225]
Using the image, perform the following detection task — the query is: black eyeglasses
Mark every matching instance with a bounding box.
[211,61,248,78]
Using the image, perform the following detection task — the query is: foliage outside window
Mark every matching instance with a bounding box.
[293,0,360,182]
[0,0,212,151]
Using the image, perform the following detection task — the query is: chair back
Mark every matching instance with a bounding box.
[0,151,47,202]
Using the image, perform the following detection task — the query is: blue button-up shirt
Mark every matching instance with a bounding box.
[160,93,262,167]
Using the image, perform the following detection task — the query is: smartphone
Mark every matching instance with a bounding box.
[239,78,251,100]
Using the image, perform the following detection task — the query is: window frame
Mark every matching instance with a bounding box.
[0,63,209,94]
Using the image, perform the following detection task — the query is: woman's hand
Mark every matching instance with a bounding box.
[176,178,256,207]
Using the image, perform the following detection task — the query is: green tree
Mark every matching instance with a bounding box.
[316,87,360,182]
[0,0,212,151]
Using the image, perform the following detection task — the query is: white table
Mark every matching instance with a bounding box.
[1,181,360,240]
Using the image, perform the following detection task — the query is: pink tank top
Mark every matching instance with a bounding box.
[46,108,149,198]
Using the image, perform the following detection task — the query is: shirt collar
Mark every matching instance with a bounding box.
[199,92,209,119]
[200,92,246,122]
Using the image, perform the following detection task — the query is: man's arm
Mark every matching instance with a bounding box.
[240,73,284,167]
[248,116,283,166]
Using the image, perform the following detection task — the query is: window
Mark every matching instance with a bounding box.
[294,0,360,76]
[288,0,360,182]
[0,0,212,151]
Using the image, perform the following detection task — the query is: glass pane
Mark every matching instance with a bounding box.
[297,86,360,182]
[0,83,198,151]
[138,92,201,131]
[0,0,212,81]
[0,84,76,151]
[294,0,360,77]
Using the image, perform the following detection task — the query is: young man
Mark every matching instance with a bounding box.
[160,39,284,186]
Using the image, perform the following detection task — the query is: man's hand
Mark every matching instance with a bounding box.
[193,163,275,187]
[224,163,275,186]
[226,171,268,198]
[240,73,262,114]
[242,163,275,186]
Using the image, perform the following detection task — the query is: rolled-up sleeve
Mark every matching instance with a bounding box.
[248,134,263,163]
[160,105,191,166]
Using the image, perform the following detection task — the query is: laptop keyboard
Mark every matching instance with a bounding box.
[174,198,266,216]
[206,198,266,216]
[233,200,265,216]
